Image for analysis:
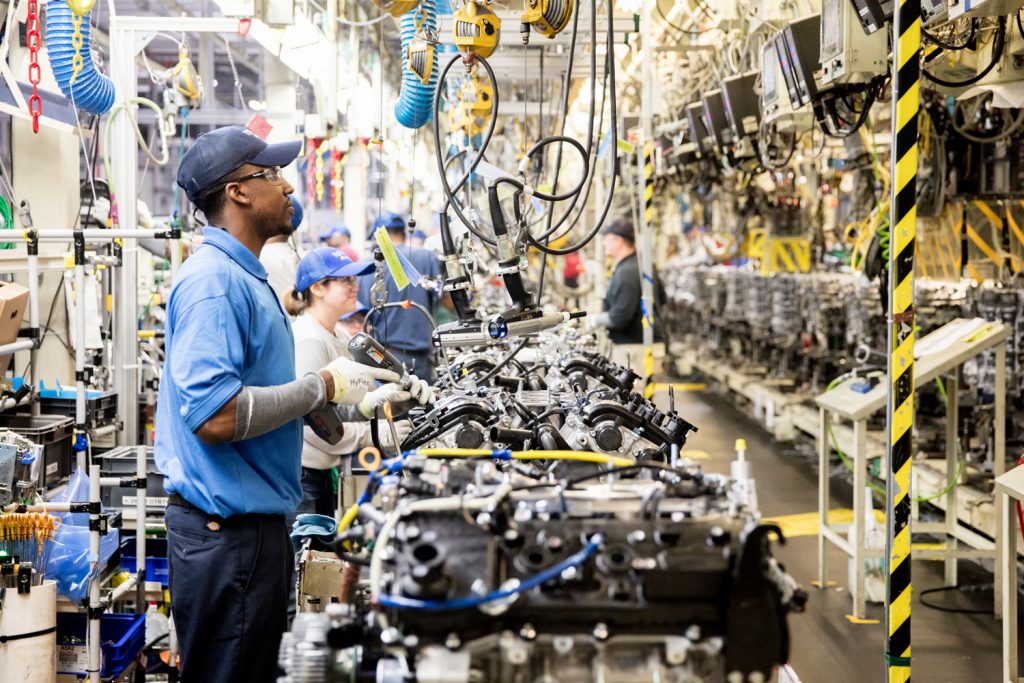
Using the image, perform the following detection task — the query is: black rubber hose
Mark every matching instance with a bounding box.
[923,17,1005,88]
[527,0,618,256]
[543,56,610,246]
[534,0,596,242]
[922,17,976,51]
[438,207,477,322]
[433,53,501,245]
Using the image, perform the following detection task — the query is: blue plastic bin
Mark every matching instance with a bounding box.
[119,535,169,586]
[11,378,118,428]
[56,612,146,678]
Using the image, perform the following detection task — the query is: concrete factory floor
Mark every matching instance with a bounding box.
[663,385,1009,683]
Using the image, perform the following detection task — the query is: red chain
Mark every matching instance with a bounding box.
[26,0,41,133]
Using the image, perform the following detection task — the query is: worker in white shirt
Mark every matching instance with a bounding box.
[261,195,305,307]
[287,247,434,518]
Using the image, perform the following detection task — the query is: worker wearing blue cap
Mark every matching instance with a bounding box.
[320,224,360,262]
[157,126,400,683]
[339,303,370,338]
[358,211,443,378]
[288,248,432,519]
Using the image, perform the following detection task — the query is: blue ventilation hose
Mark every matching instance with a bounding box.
[45,0,115,115]
[395,0,438,130]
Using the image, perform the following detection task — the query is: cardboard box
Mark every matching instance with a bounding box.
[0,281,29,373]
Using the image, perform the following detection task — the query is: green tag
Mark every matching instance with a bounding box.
[375,229,410,290]
[617,138,635,154]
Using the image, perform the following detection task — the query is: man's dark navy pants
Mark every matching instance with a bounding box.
[166,496,291,682]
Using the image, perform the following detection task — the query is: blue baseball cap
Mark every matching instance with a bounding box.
[372,211,406,231]
[340,304,370,321]
[177,126,302,203]
[295,248,375,293]
[290,196,304,228]
[319,225,351,241]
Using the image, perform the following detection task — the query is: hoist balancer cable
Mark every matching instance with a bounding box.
[433,52,502,246]
[526,0,618,256]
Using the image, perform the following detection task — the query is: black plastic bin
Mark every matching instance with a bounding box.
[38,390,118,429]
[98,447,168,515]
[0,413,73,487]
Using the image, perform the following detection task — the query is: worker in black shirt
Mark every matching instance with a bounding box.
[588,218,666,372]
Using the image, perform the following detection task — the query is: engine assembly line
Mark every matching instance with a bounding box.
[0,0,1021,680]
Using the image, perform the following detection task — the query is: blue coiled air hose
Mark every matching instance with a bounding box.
[394,0,438,130]
[45,0,115,115]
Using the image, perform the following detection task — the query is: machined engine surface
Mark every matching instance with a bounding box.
[278,332,802,683]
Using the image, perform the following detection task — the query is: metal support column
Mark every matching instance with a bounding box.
[109,19,140,446]
[884,0,921,679]
[994,343,1006,620]
[944,372,959,587]
[817,407,829,590]
[88,464,101,683]
[852,417,868,620]
[26,232,40,415]
[108,16,243,446]
[74,233,88,473]
[199,33,217,109]
[637,0,656,400]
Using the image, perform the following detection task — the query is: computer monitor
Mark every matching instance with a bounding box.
[780,14,822,108]
[686,102,712,155]
[849,0,892,34]
[702,90,732,151]
[722,72,761,138]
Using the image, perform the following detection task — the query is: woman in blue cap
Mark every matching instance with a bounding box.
[288,247,434,519]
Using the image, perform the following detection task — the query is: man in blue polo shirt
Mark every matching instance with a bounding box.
[357,211,442,378]
[156,126,400,683]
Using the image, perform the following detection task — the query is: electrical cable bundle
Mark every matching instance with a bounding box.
[923,16,1006,88]
[432,0,618,257]
[814,76,887,139]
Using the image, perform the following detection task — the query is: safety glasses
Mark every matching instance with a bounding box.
[195,166,285,202]
[231,166,284,185]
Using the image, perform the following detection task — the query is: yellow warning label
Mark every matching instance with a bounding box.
[375,229,410,290]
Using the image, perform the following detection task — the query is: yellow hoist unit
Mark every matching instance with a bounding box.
[407,7,436,86]
[453,1,501,58]
[462,72,494,116]
[171,43,202,105]
[452,72,494,136]
[373,0,421,19]
[521,0,572,39]
[407,37,435,86]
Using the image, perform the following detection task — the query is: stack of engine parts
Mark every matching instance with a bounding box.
[663,264,1024,472]
[959,285,1024,471]
[968,285,1024,400]
[277,331,806,683]
[413,334,696,464]
[664,267,982,392]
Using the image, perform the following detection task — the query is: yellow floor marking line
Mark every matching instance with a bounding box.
[652,382,707,392]
[846,615,881,625]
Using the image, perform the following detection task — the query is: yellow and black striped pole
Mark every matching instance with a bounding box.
[637,142,656,400]
[885,0,920,681]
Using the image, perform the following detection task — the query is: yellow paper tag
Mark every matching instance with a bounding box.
[616,138,635,154]
[375,229,410,290]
